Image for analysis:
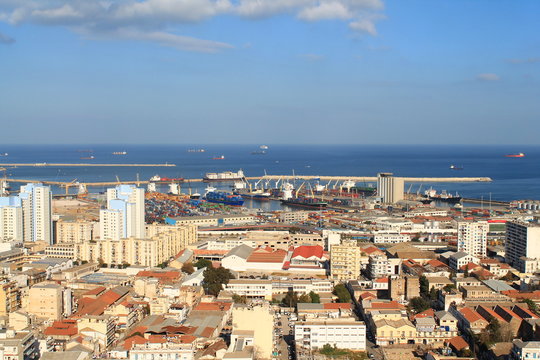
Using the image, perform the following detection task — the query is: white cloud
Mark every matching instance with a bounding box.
[476,73,500,81]
[0,0,386,52]
[298,2,351,21]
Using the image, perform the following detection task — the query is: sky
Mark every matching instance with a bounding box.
[0,0,539,145]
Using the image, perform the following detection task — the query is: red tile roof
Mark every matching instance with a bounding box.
[447,336,469,351]
[246,249,287,263]
[370,301,405,310]
[323,303,352,310]
[459,307,485,324]
[84,286,106,296]
[413,309,435,319]
[44,320,78,337]
[193,302,232,312]
[292,245,324,259]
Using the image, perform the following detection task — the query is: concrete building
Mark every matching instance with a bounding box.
[100,184,145,240]
[55,220,97,243]
[367,255,402,279]
[377,173,404,204]
[294,320,366,351]
[0,330,39,360]
[0,197,23,242]
[457,221,489,258]
[331,244,361,280]
[0,183,52,244]
[76,224,196,267]
[506,220,540,273]
[0,281,20,316]
[232,304,273,359]
[390,275,420,301]
[511,340,540,360]
[20,183,53,243]
[28,283,63,321]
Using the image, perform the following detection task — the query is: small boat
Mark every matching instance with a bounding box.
[187,149,205,153]
[251,150,266,155]
[213,155,225,160]
[505,152,525,158]
[449,165,463,170]
[112,151,127,155]
[260,145,269,150]
[0,153,8,156]
[80,156,95,160]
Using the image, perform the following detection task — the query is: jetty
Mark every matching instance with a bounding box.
[0,163,175,167]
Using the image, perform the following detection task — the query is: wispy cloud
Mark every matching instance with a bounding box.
[476,73,500,81]
[506,57,540,65]
[0,0,387,51]
[0,31,14,44]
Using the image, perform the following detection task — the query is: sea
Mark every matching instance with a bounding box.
[0,144,539,209]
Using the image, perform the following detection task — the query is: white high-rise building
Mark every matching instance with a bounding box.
[377,173,404,204]
[505,220,540,273]
[19,183,53,244]
[0,183,52,244]
[100,185,145,240]
[457,221,489,257]
[0,197,23,242]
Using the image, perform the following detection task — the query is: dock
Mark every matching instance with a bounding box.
[0,163,175,167]
[246,176,492,183]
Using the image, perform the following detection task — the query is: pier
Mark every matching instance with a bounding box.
[246,175,492,183]
[0,163,175,167]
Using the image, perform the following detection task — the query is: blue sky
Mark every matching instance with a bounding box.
[0,0,538,145]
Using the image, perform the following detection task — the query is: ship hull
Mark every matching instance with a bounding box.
[204,178,244,182]
[428,196,462,204]
[280,200,327,208]
[206,199,244,206]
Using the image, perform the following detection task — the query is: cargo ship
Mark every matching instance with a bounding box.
[205,191,244,206]
[149,175,184,183]
[187,149,205,153]
[280,197,328,209]
[251,150,267,155]
[505,153,525,158]
[233,188,271,200]
[112,151,127,155]
[204,170,244,182]
[80,155,95,160]
[213,155,225,160]
[423,189,462,204]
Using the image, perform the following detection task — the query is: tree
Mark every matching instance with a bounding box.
[429,287,438,300]
[298,294,311,303]
[486,318,502,343]
[203,266,234,296]
[282,289,299,307]
[333,283,351,303]
[443,284,456,293]
[409,297,430,313]
[232,294,247,304]
[181,262,195,275]
[309,291,320,303]
[419,275,429,298]
[194,258,212,269]
[524,299,539,314]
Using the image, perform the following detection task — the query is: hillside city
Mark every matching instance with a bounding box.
[0,178,539,360]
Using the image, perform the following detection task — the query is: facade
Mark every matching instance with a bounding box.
[377,173,404,204]
[506,220,540,273]
[457,221,489,257]
[331,244,361,280]
[76,224,196,266]
[0,281,20,316]
[0,183,52,244]
[0,197,23,242]
[100,185,145,240]
[368,255,402,279]
[27,283,63,321]
[294,320,366,351]
[232,305,273,359]
[511,340,540,360]
[55,220,96,243]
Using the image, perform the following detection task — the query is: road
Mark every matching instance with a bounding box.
[273,310,295,360]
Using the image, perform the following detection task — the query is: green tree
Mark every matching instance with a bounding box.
[333,283,351,303]
[524,299,539,314]
[194,258,212,269]
[409,297,430,313]
[419,275,429,298]
[429,287,438,300]
[309,291,320,303]
[282,289,299,307]
[487,318,502,343]
[203,266,234,296]
[298,294,311,303]
[232,294,247,304]
[181,262,195,274]
[443,284,456,293]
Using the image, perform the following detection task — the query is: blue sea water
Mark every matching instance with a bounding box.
[0,144,539,202]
